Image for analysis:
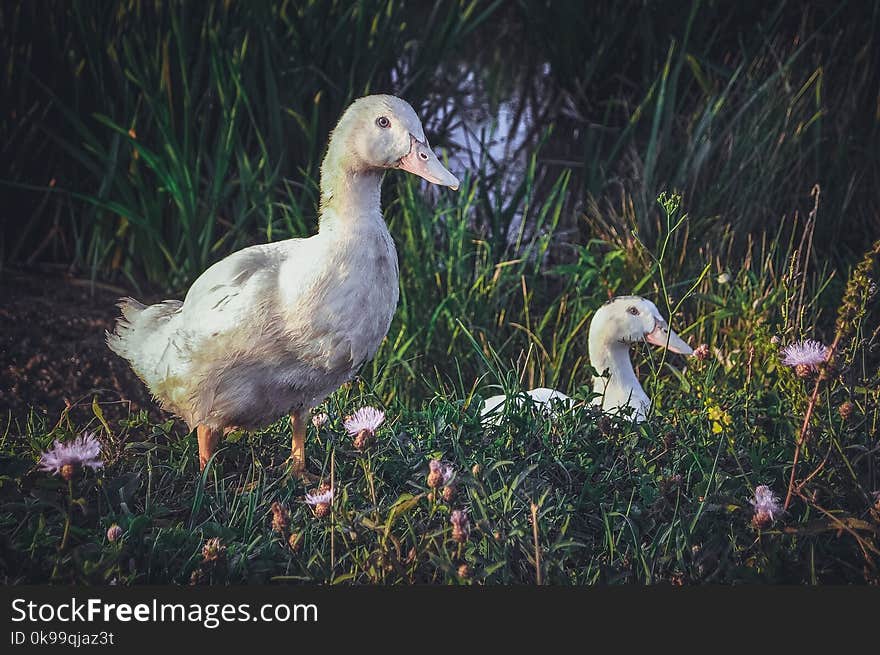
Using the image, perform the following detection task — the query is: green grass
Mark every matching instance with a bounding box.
[2,1,879,584]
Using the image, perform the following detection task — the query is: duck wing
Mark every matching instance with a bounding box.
[108,239,315,414]
[178,243,284,338]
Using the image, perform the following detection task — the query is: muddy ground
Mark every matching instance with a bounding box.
[1,270,169,429]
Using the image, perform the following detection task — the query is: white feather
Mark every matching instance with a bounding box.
[480,387,573,426]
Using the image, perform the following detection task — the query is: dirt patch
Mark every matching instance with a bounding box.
[0,270,170,428]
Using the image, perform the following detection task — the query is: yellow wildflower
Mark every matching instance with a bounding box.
[705,399,732,434]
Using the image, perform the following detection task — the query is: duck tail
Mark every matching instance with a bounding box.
[106,297,182,373]
[105,297,145,358]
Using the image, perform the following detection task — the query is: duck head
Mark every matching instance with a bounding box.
[321,94,459,195]
[590,296,692,355]
[589,295,692,421]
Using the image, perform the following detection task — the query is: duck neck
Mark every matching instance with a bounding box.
[318,148,384,233]
[589,338,643,401]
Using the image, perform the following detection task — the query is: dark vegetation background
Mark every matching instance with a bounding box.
[3,1,878,288]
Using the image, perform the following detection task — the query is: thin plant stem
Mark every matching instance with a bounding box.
[59,478,73,552]
[362,453,379,520]
[51,477,75,580]
[784,334,841,511]
[531,501,542,585]
[330,448,335,583]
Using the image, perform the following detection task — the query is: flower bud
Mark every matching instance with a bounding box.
[270,501,290,533]
[60,463,77,481]
[693,344,710,361]
[106,524,123,543]
[202,537,226,563]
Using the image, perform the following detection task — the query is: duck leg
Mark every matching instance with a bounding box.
[289,411,307,473]
[197,425,221,471]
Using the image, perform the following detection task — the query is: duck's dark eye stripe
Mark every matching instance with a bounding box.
[376,116,390,128]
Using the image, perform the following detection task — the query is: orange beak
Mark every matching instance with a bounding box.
[645,321,693,355]
[397,135,459,190]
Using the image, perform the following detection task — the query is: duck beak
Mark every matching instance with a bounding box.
[397,135,460,190]
[645,321,693,355]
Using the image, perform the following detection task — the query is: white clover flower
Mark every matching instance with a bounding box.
[450,509,470,542]
[428,459,455,488]
[39,432,103,479]
[780,340,829,369]
[304,489,333,506]
[750,485,783,528]
[344,406,385,436]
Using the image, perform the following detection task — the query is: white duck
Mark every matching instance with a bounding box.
[480,296,692,424]
[108,94,459,473]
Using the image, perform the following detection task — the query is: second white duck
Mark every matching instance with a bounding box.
[480,295,693,424]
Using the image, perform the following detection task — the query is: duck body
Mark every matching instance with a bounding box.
[108,94,459,470]
[480,387,572,424]
[110,212,398,431]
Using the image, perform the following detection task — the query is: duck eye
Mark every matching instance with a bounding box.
[376,116,391,129]
[627,306,640,316]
